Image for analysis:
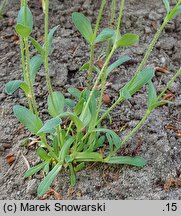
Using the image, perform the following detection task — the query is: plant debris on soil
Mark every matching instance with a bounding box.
[0,0,181,200]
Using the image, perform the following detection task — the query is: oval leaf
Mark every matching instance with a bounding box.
[37,117,62,135]
[147,80,157,109]
[15,23,32,38]
[37,164,62,196]
[48,91,65,117]
[5,80,26,95]
[72,12,93,44]
[37,148,51,161]
[95,28,115,44]
[30,55,43,84]
[13,105,43,134]
[106,156,146,167]
[16,6,33,37]
[116,33,139,48]
[120,67,155,99]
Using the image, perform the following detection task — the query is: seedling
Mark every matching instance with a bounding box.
[5,0,181,196]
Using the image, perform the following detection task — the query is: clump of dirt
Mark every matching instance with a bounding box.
[0,0,181,200]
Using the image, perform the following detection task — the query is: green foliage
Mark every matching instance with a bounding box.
[5,0,181,197]
[120,68,154,99]
[106,55,131,76]
[116,33,139,48]
[5,80,27,95]
[106,156,146,167]
[162,0,170,14]
[15,6,33,37]
[95,28,115,43]
[13,105,42,134]
[48,91,65,117]
[72,12,93,44]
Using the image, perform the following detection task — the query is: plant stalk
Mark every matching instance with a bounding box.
[20,37,33,111]
[95,0,125,123]
[24,38,39,116]
[87,0,107,89]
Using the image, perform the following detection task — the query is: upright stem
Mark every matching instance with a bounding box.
[87,0,107,89]
[44,0,53,96]
[20,37,33,111]
[110,0,116,27]
[81,47,115,120]
[95,0,125,122]
[24,38,38,116]
[44,0,62,147]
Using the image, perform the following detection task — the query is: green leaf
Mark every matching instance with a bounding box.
[91,128,120,148]
[106,156,146,167]
[15,24,32,37]
[13,105,43,134]
[74,162,85,172]
[74,152,103,162]
[72,12,93,44]
[95,28,115,43]
[120,67,155,99]
[37,117,62,135]
[116,33,139,48]
[79,62,100,73]
[94,135,105,150]
[24,161,47,177]
[171,5,181,19]
[16,6,33,37]
[65,98,75,109]
[52,136,59,156]
[46,26,58,53]
[151,100,173,109]
[30,55,43,84]
[106,55,131,76]
[67,87,81,99]
[74,98,85,115]
[162,0,170,14]
[30,37,45,56]
[5,80,28,95]
[69,163,76,187]
[37,148,51,161]
[59,136,75,162]
[48,91,65,117]
[147,80,157,109]
[106,133,113,152]
[37,164,62,196]
[59,112,85,132]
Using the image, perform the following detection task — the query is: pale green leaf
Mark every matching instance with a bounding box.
[116,33,139,48]
[72,12,93,44]
[37,164,62,196]
[48,91,65,117]
[13,105,43,134]
[106,156,146,167]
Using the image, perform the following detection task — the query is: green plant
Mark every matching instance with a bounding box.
[5,0,181,196]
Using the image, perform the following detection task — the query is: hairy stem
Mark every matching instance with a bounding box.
[88,0,107,89]
[20,37,33,111]
[95,0,125,123]
[24,38,38,116]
